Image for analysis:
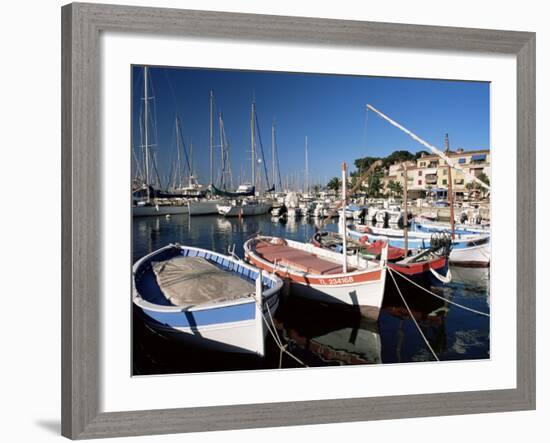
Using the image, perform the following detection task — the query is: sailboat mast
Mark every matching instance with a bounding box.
[189,140,194,187]
[341,162,348,273]
[272,122,276,190]
[445,133,456,238]
[175,116,181,189]
[143,66,150,192]
[219,113,225,189]
[209,90,214,186]
[251,102,256,188]
[305,136,309,194]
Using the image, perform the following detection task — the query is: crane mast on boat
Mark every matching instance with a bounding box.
[366,104,491,191]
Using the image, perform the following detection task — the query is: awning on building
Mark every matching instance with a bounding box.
[471,154,487,161]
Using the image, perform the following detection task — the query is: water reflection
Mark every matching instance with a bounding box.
[275,297,382,366]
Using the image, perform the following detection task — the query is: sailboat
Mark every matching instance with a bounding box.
[188,91,227,216]
[217,101,273,217]
[132,66,189,217]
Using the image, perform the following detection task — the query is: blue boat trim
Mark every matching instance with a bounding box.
[141,300,257,327]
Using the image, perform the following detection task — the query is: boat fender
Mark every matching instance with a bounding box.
[313,232,322,244]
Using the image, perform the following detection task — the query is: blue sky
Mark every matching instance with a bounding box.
[132,66,489,188]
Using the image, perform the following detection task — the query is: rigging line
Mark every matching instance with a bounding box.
[131,148,144,180]
[176,116,192,177]
[168,118,178,189]
[251,295,307,367]
[220,116,234,189]
[148,70,163,187]
[254,108,272,190]
[388,268,440,361]
[391,267,490,317]
[162,68,180,115]
[151,151,163,189]
[273,127,283,190]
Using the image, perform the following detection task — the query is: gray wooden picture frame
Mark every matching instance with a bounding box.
[61,2,536,439]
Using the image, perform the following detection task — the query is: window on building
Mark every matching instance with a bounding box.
[458,157,466,164]
[418,170,422,176]
[442,179,447,185]
[418,180,422,185]
[443,169,447,175]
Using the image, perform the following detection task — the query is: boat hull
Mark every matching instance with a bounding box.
[218,202,272,217]
[187,200,223,215]
[133,244,283,356]
[244,237,387,320]
[136,294,279,354]
[133,204,188,217]
[348,227,490,267]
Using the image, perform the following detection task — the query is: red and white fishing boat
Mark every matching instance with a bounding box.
[244,235,388,320]
[244,163,388,320]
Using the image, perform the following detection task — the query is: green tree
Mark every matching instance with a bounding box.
[367,172,382,197]
[327,177,341,191]
[354,156,381,172]
[478,172,490,186]
[414,150,430,160]
[382,150,415,168]
[387,180,403,197]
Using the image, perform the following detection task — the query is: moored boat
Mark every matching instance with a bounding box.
[348,223,490,267]
[133,243,283,356]
[244,235,388,320]
[311,230,452,286]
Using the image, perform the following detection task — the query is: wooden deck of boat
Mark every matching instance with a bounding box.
[255,241,350,275]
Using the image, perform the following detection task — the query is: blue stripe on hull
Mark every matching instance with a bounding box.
[348,230,488,250]
[141,301,256,328]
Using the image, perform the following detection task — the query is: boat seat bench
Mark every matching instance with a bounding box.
[255,242,350,275]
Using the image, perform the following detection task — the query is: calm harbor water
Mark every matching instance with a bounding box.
[132,213,490,375]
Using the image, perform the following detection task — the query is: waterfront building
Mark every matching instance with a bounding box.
[380,149,490,199]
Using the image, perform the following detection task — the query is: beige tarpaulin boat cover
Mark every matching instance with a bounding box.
[152,256,255,307]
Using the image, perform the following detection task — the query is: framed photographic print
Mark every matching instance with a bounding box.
[61,2,535,439]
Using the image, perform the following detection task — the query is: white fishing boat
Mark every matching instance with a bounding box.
[133,243,283,356]
[412,218,490,235]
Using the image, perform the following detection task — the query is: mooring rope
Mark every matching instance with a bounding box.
[389,267,490,317]
[254,296,308,368]
[388,269,440,362]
